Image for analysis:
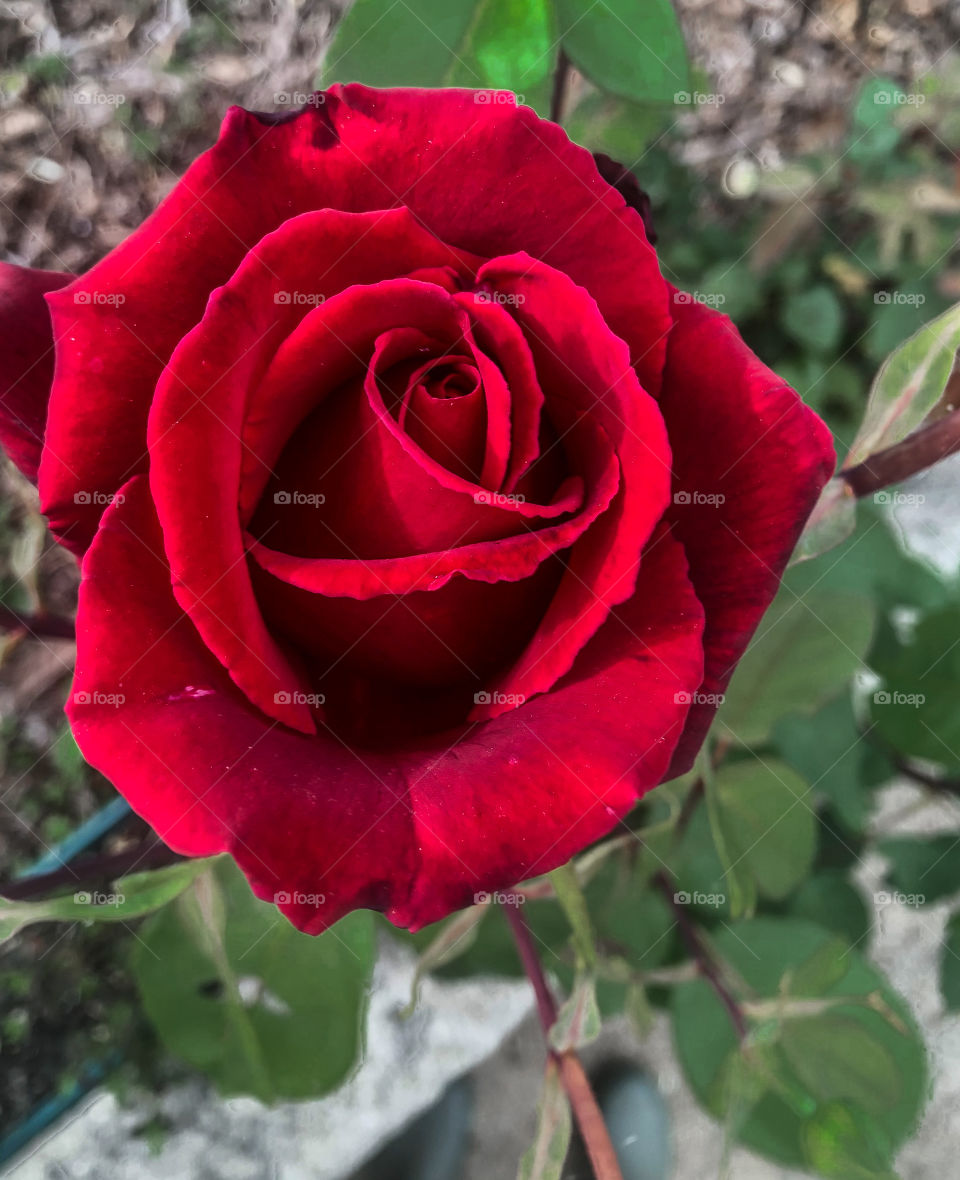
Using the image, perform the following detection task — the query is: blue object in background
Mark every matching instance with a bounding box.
[17,796,132,879]
[594,1062,672,1180]
[0,794,133,1167]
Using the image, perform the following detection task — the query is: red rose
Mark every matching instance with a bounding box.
[0,87,833,932]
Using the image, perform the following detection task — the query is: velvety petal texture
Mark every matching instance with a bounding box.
[0,86,835,933]
[70,479,705,930]
[39,85,669,554]
[0,262,71,482]
[661,297,835,775]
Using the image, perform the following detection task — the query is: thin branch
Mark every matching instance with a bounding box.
[504,903,624,1180]
[0,604,75,640]
[0,841,184,901]
[842,406,960,497]
[550,48,572,124]
[892,755,960,797]
[654,871,748,1040]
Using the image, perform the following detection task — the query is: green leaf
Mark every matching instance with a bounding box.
[788,501,948,613]
[549,861,597,970]
[397,896,571,980]
[133,859,375,1101]
[940,911,960,1011]
[624,981,655,1038]
[0,857,212,945]
[845,299,960,468]
[670,805,734,921]
[788,936,852,996]
[549,974,602,1052]
[870,605,960,772]
[563,90,671,160]
[324,0,554,112]
[671,919,926,1170]
[716,588,875,746]
[803,1103,900,1180]
[711,757,816,903]
[786,873,871,948]
[518,1059,572,1180]
[403,901,489,1014]
[555,0,690,106]
[791,480,856,566]
[781,285,845,355]
[849,77,906,162]
[774,695,886,834]
[781,1014,901,1114]
[703,755,756,918]
[879,835,960,905]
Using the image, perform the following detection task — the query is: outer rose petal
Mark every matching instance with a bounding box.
[0,262,71,482]
[661,296,835,776]
[68,478,703,932]
[41,85,669,551]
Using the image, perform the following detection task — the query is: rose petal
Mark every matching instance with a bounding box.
[41,85,669,550]
[660,296,835,775]
[68,479,703,932]
[0,262,71,483]
[393,526,705,927]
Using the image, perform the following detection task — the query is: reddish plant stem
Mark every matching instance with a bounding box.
[504,902,624,1180]
[0,841,184,901]
[654,871,748,1041]
[842,406,960,497]
[0,605,75,640]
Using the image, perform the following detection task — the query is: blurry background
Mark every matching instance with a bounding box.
[3,1,960,1178]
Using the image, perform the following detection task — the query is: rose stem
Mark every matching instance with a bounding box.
[550,48,572,124]
[504,901,625,1180]
[842,405,960,497]
[0,604,75,639]
[0,840,184,901]
[653,871,747,1041]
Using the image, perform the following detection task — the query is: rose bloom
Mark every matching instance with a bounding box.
[0,88,832,932]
